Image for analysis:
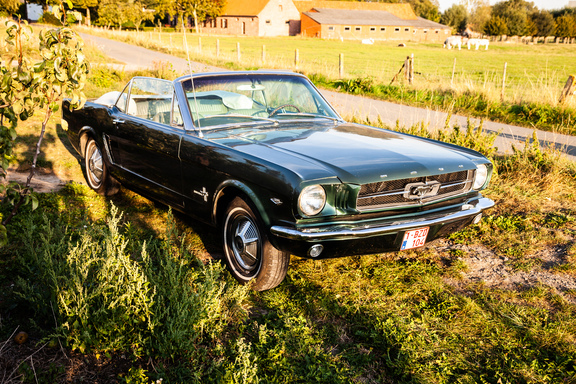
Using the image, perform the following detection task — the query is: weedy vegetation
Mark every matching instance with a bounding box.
[1,22,576,384]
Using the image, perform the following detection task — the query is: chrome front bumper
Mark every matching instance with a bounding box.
[271,197,494,242]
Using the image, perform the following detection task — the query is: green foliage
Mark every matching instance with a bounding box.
[16,206,154,354]
[0,2,89,236]
[11,200,250,381]
[492,0,535,36]
[530,10,556,37]
[440,4,468,33]
[408,0,440,22]
[334,76,373,94]
[120,367,151,384]
[143,211,250,361]
[497,131,576,178]
[484,16,509,36]
[555,15,576,38]
[0,0,20,16]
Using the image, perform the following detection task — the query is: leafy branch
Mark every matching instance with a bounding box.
[0,0,89,242]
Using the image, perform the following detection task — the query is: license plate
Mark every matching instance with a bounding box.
[400,227,429,250]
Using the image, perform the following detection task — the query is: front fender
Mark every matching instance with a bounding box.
[213,179,274,227]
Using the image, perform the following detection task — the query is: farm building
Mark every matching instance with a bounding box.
[200,0,301,37]
[295,1,451,42]
[200,0,451,42]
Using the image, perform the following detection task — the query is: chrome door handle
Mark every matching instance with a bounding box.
[113,118,125,124]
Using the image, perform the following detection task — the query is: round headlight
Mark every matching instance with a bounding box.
[298,185,326,216]
[473,164,488,190]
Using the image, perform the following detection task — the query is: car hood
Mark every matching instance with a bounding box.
[210,122,484,184]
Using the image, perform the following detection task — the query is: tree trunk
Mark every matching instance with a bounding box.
[193,9,200,34]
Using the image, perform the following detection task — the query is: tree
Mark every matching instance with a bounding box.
[441,4,468,33]
[483,15,509,36]
[492,0,536,36]
[126,0,155,31]
[555,15,576,38]
[529,10,555,37]
[0,0,20,16]
[97,0,123,28]
[155,0,225,31]
[408,0,440,22]
[0,1,88,238]
[72,0,98,25]
[468,0,492,33]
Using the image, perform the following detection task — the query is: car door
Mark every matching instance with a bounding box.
[110,77,184,207]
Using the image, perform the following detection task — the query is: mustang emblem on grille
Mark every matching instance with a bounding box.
[403,181,441,200]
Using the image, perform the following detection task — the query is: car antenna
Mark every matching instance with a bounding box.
[182,15,204,138]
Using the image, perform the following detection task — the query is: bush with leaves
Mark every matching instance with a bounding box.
[0,1,89,243]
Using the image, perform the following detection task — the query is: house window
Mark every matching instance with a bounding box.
[344,26,351,31]
[355,27,361,31]
[380,27,386,32]
[404,28,410,32]
[266,20,271,24]
[394,28,400,32]
[328,26,334,31]
[370,27,376,31]
[413,29,416,34]
[423,29,428,34]
[221,19,228,28]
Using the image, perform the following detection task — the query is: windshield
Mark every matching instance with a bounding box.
[181,74,340,128]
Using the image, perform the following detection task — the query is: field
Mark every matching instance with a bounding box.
[1,24,576,383]
[79,26,576,133]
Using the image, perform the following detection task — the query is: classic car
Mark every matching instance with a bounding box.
[63,71,494,290]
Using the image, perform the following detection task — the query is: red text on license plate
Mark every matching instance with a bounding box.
[400,227,429,250]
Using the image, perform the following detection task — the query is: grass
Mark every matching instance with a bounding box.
[76,25,576,134]
[2,27,576,384]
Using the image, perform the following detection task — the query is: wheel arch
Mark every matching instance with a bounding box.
[78,126,98,157]
[213,180,271,230]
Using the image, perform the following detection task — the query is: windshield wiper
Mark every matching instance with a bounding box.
[220,113,279,123]
[273,112,342,124]
[196,114,279,132]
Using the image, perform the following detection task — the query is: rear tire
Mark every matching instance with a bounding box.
[84,138,119,196]
[222,197,290,291]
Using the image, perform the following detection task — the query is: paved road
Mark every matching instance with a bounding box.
[81,33,576,160]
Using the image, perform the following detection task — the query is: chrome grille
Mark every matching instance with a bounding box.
[357,170,474,211]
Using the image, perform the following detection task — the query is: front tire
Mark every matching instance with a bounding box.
[222,197,290,291]
[84,138,119,196]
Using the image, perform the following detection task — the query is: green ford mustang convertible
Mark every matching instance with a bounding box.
[63,71,494,290]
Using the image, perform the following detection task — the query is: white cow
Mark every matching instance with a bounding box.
[467,38,489,50]
[443,36,462,50]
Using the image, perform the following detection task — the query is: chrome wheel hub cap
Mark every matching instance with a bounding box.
[88,147,103,184]
[232,219,260,271]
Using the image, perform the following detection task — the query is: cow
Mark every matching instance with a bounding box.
[443,36,462,50]
[467,38,489,50]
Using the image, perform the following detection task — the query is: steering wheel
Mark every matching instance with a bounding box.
[269,104,301,117]
[251,110,269,117]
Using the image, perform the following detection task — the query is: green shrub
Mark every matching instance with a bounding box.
[334,77,374,94]
[13,204,249,365]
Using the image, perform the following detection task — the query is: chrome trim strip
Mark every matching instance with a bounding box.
[271,197,494,242]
